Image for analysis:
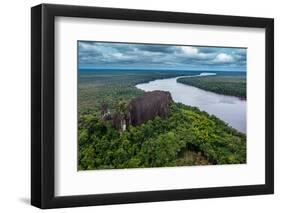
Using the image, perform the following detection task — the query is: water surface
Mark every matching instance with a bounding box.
[136,73,246,133]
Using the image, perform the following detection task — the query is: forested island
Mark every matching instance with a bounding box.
[78,70,246,170]
[177,74,246,99]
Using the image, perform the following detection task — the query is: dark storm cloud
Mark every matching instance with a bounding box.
[78,41,247,71]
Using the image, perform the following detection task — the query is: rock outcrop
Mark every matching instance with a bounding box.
[127,90,172,126]
[103,90,173,131]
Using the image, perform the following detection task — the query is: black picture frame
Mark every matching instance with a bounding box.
[31,3,274,209]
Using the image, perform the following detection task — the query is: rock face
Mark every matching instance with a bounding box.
[127,90,172,126]
[101,103,112,121]
[109,90,173,131]
[112,113,127,131]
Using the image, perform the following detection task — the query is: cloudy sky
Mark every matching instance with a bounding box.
[78,41,246,71]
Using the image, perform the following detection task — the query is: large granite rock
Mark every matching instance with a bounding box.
[127,90,172,126]
[109,90,173,131]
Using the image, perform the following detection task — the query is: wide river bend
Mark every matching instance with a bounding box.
[135,73,246,134]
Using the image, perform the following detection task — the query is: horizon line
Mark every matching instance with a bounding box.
[78,67,246,72]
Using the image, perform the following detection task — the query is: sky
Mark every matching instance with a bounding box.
[78,41,246,71]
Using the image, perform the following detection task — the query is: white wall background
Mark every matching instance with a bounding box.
[0,0,279,212]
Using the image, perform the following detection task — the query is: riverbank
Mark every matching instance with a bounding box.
[79,102,246,170]
[136,75,246,133]
[177,75,246,99]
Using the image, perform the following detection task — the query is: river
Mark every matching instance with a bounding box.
[135,73,246,134]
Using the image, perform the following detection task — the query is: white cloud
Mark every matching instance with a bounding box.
[179,46,215,60]
[79,42,96,51]
[112,52,126,59]
[214,53,234,63]
[180,46,199,56]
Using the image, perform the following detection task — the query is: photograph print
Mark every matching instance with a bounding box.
[78,41,247,171]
